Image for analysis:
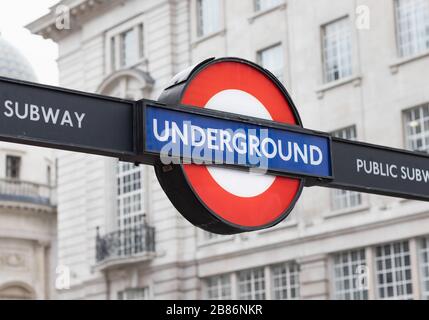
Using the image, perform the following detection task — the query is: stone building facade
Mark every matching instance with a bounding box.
[0,36,57,300]
[28,0,429,300]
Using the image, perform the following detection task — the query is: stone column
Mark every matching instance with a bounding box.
[35,240,50,299]
[298,254,330,300]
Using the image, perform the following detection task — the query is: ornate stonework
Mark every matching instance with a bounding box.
[0,251,27,270]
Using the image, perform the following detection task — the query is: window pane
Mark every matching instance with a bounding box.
[117,287,149,300]
[138,24,144,58]
[271,262,300,300]
[322,17,353,83]
[205,274,232,300]
[395,0,429,57]
[110,36,116,71]
[420,237,429,299]
[258,44,284,82]
[375,241,413,299]
[404,104,429,153]
[330,126,362,210]
[121,28,138,67]
[6,155,21,179]
[238,268,266,300]
[197,0,221,37]
[117,162,146,255]
[332,249,368,300]
[255,0,282,12]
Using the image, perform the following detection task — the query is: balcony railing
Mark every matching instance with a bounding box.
[96,224,156,265]
[0,178,55,206]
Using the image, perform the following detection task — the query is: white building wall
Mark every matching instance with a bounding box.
[48,0,195,300]
[28,0,429,300]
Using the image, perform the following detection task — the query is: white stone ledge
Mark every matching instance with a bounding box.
[389,50,429,74]
[191,29,227,48]
[93,252,157,272]
[248,2,287,24]
[316,74,362,99]
[323,204,370,219]
[197,235,235,248]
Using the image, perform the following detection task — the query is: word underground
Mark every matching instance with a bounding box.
[3,100,86,129]
[357,159,429,183]
[153,119,324,167]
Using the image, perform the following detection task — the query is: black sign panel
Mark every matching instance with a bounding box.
[1,75,429,204]
[0,77,135,158]
[328,138,429,201]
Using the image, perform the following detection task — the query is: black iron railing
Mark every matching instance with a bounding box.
[96,224,156,263]
[0,178,55,206]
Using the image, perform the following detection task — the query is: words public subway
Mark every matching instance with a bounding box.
[357,159,429,183]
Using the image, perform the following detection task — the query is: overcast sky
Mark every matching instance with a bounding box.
[0,0,60,85]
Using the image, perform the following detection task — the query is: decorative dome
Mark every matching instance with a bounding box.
[0,36,37,82]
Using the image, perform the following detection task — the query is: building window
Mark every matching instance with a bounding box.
[332,249,368,300]
[117,162,145,234]
[271,262,300,300]
[375,241,413,299]
[395,0,429,58]
[205,274,232,300]
[120,27,141,68]
[109,23,144,71]
[197,0,221,37]
[258,44,284,82]
[254,0,282,12]
[6,155,21,179]
[110,36,116,72]
[117,287,149,300]
[420,237,429,299]
[331,126,362,210]
[322,17,353,83]
[238,268,266,300]
[404,103,429,153]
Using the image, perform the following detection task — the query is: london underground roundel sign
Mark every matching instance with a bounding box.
[155,58,304,234]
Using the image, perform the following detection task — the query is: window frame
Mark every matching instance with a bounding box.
[116,161,147,234]
[330,126,363,211]
[6,155,21,180]
[237,267,266,300]
[331,249,369,300]
[254,0,283,12]
[321,16,354,84]
[105,16,146,74]
[203,261,300,300]
[117,287,150,300]
[403,103,429,153]
[374,241,413,300]
[394,0,429,58]
[271,262,300,300]
[204,274,233,300]
[257,43,285,83]
[196,0,222,38]
[419,237,429,299]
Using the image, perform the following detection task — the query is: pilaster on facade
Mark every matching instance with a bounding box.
[297,254,330,300]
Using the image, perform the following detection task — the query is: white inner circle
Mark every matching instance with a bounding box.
[205,89,276,198]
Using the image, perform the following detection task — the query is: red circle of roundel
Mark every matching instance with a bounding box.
[181,61,301,228]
